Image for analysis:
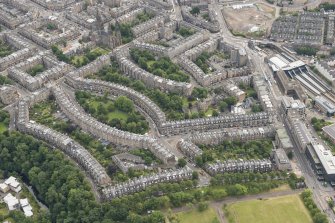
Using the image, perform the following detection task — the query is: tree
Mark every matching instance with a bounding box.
[224,96,237,106]
[227,184,248,196]
[313,212,328,223]
[177,158,187,168]
[192,87,208,99]
[192,171,199,180]
[190,7,200,15]
[115,96,134,113]
[219,101,228,112]
[212,110,219,117]
[197,202,208,212]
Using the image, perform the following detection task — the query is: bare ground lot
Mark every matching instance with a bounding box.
[222,3,276,38]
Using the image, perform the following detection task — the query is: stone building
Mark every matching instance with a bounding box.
[66,77,167,126]
[271,11,325,46]
[8,51,72,91]
[101,167,193,200]
[177,139,203,160]
[115,54,194,96]
[253,74,274,113]
[0,0,30,29]
[0,85,19,105]
[188,126,275,145]
[65,3,114,30]
[160,112,272,136]
[221,80,246,102]
[205,159,272,176]
[30,0,76,10]
[0,33,36,71]
[19,16,80,49]
[131,16,166,38]
[181,6,220,33]
[116,8,145,24]
[112,153,147,173]
[52,84,176,165]
[178,37,250,87]
[144,0,173,11]
[15,94,111,187]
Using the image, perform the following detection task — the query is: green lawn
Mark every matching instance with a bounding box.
[87,100,128,121]
[177,208,219,223]
[225,194,313,223]
[27,64,46,76]
[0,122,7,133]
[107,110,128,120]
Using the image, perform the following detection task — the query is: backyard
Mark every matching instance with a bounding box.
[27,64,47,76]
[198,139,273,163]
[0,40,14,58]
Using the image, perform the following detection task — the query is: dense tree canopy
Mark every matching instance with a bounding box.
[130,49,190,83]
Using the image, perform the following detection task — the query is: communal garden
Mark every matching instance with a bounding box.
[0,40,14,58]
[26,64,47,76]
[75,91,149,135]
[196,139,273,166]
[88,64,219,120]
[51,46,108,68]
[130,48,190,83]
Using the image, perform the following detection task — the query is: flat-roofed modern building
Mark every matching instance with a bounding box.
[306,143,335,184]
[273,148,292,171]
[275,128,294,152]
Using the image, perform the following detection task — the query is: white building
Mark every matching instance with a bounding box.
[3,193,19,211]
[20,198,33,217]
[5,176,22,193]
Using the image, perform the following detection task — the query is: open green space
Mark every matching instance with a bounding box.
[0,40,14,58]
[75,91,149,134]
[130,48,190,82]
[176,207,219,223]
[27,64,47,76]
[225,194,313,223]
